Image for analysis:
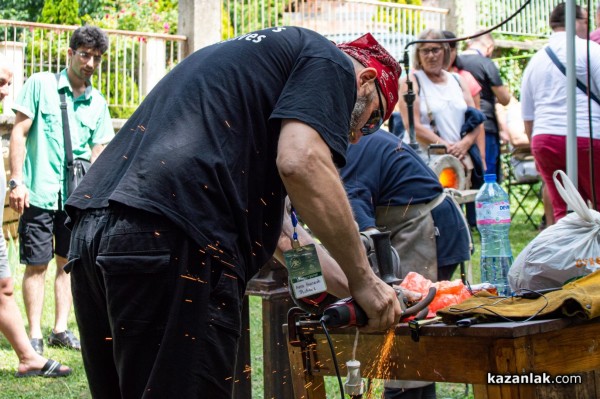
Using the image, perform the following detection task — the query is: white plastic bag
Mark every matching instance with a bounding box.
[508,170,600,291]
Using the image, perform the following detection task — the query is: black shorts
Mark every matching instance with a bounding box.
[18,205,71,265]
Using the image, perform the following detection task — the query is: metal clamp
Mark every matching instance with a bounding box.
[408,316,442,342]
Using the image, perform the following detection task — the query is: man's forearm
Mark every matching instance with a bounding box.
[277,121,374,288]
[9,127,28,180]
[275,222,350,299]
[90,143,106,163]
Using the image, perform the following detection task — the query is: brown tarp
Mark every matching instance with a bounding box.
[437,270,600,324]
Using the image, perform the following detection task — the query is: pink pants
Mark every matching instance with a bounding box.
[531,134,600,221]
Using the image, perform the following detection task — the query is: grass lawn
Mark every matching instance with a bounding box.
[0,193,543,398]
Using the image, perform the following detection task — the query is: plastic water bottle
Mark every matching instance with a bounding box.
[475,174,513,296]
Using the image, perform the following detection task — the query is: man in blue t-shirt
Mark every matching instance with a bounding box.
[341,129,470,281]
[340,129,470,399]
[65,28,403,398]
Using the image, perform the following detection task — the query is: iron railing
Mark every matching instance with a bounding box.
[3,0,583,119]
[0,19,187,118]
[223,0,448,61]
[476,0,600,37]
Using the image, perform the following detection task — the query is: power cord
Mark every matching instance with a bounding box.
[320,316,345,399]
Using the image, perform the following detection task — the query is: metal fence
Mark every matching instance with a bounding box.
[3,0,585,118]
[476,0,600,37]
[223,0,448,61]
[0,19,186,118]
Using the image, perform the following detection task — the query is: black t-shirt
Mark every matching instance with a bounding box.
[66,27,357,281]
[456,53,504,135]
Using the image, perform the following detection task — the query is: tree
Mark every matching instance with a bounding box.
[0,0,44,22]
[39,0,81,25]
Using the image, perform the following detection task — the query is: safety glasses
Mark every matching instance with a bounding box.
[360,79,385,136]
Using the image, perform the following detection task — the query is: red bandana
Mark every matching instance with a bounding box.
[336,33,402,121]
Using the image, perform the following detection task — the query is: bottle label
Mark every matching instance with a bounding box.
[476,201,511,225]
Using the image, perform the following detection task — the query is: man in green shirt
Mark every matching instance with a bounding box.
[8,26,114,356]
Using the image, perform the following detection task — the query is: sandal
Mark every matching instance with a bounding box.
[48,330,81,351]
[15,359,72,378]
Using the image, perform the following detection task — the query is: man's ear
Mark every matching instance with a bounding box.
[357,67,378,88]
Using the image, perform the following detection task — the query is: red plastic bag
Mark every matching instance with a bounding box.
[400,272,496,318]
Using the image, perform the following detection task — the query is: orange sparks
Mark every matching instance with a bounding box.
[220,259,236,268]
[223,273,238,280]
[364,329,396,384]
[184,299,192,303]
[225,120,231,128]
[180,274,207,283]
[260,198,267,206]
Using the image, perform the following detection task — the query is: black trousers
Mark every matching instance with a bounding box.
[67,204,244,398]
[384,383,437,399]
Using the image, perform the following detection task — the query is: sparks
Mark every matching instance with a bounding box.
[180,274,207,283]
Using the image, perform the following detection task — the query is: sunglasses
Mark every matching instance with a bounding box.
[360,79,385,136]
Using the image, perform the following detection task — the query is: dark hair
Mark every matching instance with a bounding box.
[70,26,109,54]
[442,30,457,49]
[550,2,585,30]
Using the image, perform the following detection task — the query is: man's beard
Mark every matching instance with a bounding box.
[349,94,369,133]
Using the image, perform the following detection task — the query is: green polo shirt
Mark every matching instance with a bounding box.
[12,69,114,210]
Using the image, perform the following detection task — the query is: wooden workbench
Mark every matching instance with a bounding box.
[285,316,600,398]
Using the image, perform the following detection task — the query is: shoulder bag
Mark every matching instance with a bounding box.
[545,47,600,106]
[56,73,91,197]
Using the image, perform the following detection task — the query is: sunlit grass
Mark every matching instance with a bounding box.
[1,193,542,398]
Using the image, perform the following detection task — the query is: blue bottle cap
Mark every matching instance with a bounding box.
[483,174,497,183]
